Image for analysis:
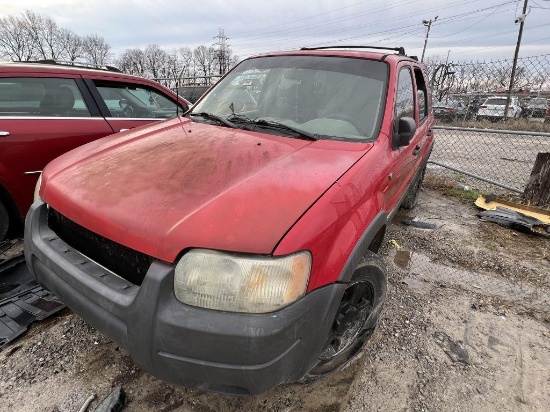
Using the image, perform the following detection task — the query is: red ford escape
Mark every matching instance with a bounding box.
[0,61,190,240]
[25,46,434,395]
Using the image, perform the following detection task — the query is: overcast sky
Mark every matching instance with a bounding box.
[1,0,549,62]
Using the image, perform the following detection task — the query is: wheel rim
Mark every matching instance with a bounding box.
[318,281,375,362]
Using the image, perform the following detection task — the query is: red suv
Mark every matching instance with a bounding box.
[0,61,190,240]
[25,47,434,394]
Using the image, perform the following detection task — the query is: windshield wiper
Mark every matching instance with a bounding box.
[226,113,254,123]
[189,112,237,129]
[250,119,318,141]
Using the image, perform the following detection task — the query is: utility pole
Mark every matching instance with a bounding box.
[421,16,438,63]
[504,0,528,121]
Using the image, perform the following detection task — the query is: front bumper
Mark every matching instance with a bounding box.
[25,201,345,395]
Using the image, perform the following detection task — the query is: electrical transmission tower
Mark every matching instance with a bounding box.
[213,29,230,75]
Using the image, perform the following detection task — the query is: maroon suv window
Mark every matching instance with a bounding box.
[0,78,90,117]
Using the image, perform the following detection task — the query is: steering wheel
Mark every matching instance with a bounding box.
[325,113,362,131]
[122,104,134,118]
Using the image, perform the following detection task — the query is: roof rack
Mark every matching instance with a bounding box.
[23,60,122,73]
[300,45,406,56]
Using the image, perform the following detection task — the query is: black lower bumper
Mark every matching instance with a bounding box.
[25,201,345,395]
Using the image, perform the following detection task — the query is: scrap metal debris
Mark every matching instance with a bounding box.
[0,254,65,350]
[475,194,550,235]
[477,207,549,235]
[0,239,21,259]
[475,194,550,224]
[432,331,470,365]
[95,386,127,412]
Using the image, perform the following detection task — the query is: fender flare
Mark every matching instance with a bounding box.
[337,211,387,283]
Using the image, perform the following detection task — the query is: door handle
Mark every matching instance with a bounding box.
[0,131,10,137]
[413,145,421,156]
[119,128,130,132]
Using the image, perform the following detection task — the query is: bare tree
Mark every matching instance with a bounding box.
[82,34,111,65]
[21,10,64,60]
[178,47,194,79]
[0,15,34,61]
[116,48,147,76]
[144,44,168,79]
[163,50,181,88]
[194,45,216,81]
[60,29,83,62]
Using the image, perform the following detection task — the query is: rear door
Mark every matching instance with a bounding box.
[84,78,187,133]
[0,74,114,217]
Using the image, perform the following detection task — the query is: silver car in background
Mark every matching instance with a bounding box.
[476,96,522,121]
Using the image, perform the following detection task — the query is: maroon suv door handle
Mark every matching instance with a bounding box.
[0,131,10,137]
[413,145,422,156]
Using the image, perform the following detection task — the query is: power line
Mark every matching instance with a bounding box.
[232,0,423,43]
[230,0,380,37]
[429,36,550,58]
[430,5,503,39]
[429,22,550,47]
[231,0,510,51]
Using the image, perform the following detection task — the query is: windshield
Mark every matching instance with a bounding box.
[191,55,388,141]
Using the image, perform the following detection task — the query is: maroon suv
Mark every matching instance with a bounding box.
[26,47,434,394]
[0,61,190,240]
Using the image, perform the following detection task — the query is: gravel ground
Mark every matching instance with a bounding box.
[0,188,548,412]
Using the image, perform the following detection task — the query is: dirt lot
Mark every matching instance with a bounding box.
[1,186,548,412]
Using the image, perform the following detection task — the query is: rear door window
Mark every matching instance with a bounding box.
[0,78,90,117]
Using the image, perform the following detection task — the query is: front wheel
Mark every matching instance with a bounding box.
[304,251,387,381]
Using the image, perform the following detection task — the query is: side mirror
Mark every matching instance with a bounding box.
[393,117,416,148]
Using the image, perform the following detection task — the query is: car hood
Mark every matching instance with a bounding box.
[42,118,372,262]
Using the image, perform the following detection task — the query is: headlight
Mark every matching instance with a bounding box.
[33,174,42,202]
[174,249,311,313]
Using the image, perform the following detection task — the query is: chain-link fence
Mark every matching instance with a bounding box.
[423,54,550,202]
[153,75,222,103]
[428,126,550,196]
[426,54,550,107]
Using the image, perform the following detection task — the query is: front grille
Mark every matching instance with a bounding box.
[47,208,154,286]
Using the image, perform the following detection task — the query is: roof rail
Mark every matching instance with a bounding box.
[300,45,406,55]
[22,60,122,72]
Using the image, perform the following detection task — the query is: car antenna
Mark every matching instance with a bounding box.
[176,78,179,118]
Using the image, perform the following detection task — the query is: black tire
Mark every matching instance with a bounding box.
[0,200,9,241]
[304,251,387,382]
[401,164,426,210]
